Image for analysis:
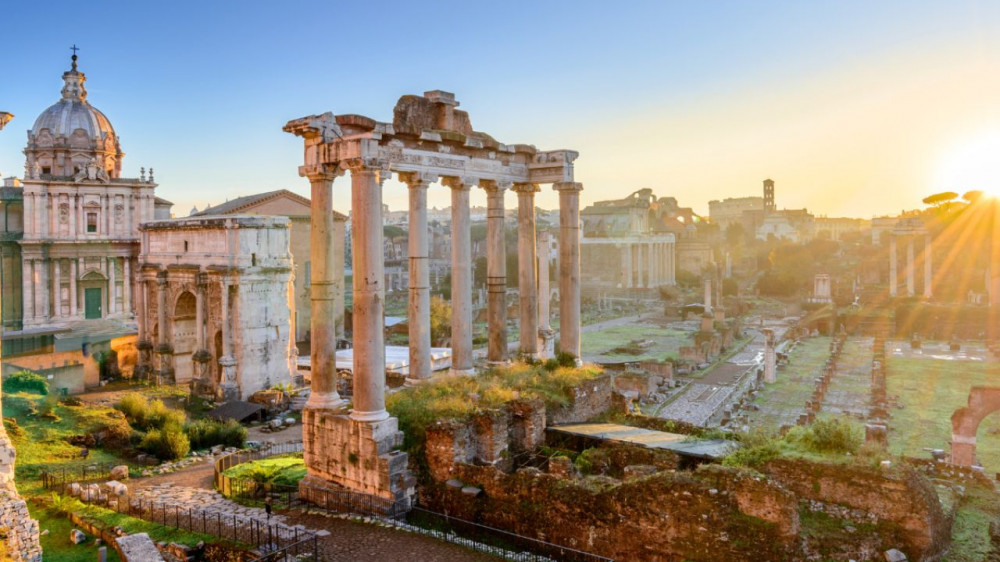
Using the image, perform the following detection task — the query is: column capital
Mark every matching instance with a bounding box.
[479,179,512,193]
[442,176,477,190]
[553,181,584,193]
[156,269,168,285]
[300,165,343,183]
[196,270,209,289]
[398,171,437,188]
[513,182,540,194]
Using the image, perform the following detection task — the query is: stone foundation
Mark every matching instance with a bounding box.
[0,423,41,562]
[299,408,414,506]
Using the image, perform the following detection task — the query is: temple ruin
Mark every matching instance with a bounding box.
[285,90,582,503]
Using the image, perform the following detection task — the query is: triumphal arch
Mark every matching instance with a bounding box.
[285,90,582,504]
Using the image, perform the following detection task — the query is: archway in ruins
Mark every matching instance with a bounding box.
[950,386,1000,466]
[172,291,197,383]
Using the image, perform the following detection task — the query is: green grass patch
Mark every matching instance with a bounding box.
[222,453,306,487]
[886,355,1000,473]
[580,323,690,362]
[947,485,1000,562]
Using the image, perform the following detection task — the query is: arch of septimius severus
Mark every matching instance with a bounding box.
[284,90,582,504]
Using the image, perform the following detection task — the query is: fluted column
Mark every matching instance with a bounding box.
[889,234,897,297]
[924,234,933,298]
[23,260,34,321]
[23,193,32,238]
[445,176,475,375]
[69,259,77,317]
[401,172,434,383]
[482,179,509,364]
[514,183,540,357]
[906,237,915,297]
[304,168,345,410]
[156,272,168,346]
[555,182,583,361]
[625,244,633,288]
[348,161,389,422]
[38,259,49,321]
[123,258,132,315]
[69,195,77,240]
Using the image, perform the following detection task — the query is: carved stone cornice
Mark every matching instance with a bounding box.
[300,164,343,183]
[478,179,511,193]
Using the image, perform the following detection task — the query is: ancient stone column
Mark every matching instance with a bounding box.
[401,172,434,383]
[763,329,776,384]
[906,237,915,297]
[889,234,897,296]
[136,279,146,342]
[305,168,345,410]
[195,273,205,352]
[445,176,475,375]
[22,260,33,321]
[924,233,933,298]
[219,280,238,399]
[514,183,540,357]
[624,244,633,288]
[38,259,49,320]
[555,182,583,361]
[538,232,551,330]
[123,258,131,315]
[22,192,32,238]
[69,194,77,240]
[704,277,713,312]
[349,162,389,421]
[52,259,61,318]
[69,259,77,317]
[108,257,117,315]
[482,180,509,364]
[156,272,168,347]
[636,242,645,288]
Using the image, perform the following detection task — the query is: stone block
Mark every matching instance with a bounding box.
[623,465,658,480]
[884,548,908,561]
[110,465,129,481]
[70,529,86,544]
[116,533,165,561]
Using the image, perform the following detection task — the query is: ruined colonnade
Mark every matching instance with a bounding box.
[285,91,582,503]
[888,229,932,298]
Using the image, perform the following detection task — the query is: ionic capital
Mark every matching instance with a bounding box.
[398,171,437,189]
[479,179,511,193]
[553,182,584,193]
[512,182,540,194]
[340,158,392,183]
[441,176,477,190]
[299,164,342,183]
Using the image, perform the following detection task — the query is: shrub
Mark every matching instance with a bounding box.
[542,359,560,372]
[3,370,48,395]
[555,351,577,368]
[797,418,861,454]
[185,418,247,450]
[139,425,190,461]
[117,393,186,431]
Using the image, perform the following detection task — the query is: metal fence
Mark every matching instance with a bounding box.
[214,441,304,492]
[40,463,115,493]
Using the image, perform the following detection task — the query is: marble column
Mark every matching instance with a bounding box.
[906,237,915,297]
[537,231,553,357]
[445,176,475,375]
[23,260,34,321]
[53,259,62,318]
[123,259,132,315]
[195,273,205,352]
[482,180,509,364]
[23,193,32,238]
[554,182,583,361]
[651,243,660,287]
[889,235,897,296]
[514,183,540,357]
[156,272,168,346]
[924,234,933,298]
[624,244,633,288]
[38,259,49,320]
[635,243,645,288]
[69,259,77,317]
[219,280,237,397]
[349,162,389,422]
[108,257,117,315]
[305,169,345,410]
[401,172,433,383]
[704,278,712,312]
[136,279,146,342]
[69,195,77,240]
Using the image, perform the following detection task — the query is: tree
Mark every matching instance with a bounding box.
[922,192,958,207]
[429,296,452,346]
[962,190,984,203]
[725,223,746,247]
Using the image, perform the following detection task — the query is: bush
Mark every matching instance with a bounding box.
[117,393,186,431]
[3,370,48,395]
[723,429,781,468]
[185,418,247,450]
[796,418,861,454]
[139,425,190,461]
[555,351,577,368]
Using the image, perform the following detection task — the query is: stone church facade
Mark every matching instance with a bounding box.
[13,55,171,330]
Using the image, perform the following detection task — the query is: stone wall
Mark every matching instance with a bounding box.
[421,464,799,561]
[763,458,950,560]
[547,374,613,425]
[0,490,41,562]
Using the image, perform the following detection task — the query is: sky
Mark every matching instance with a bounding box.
[1,1,999,218]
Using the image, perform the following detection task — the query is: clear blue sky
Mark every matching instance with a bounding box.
[2,1,999,217]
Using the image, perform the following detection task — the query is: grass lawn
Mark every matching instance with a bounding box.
[749,337,832,430]
[31,505,121,562]
[580,323,691,362]
[222,453,306,487]
[946,485,1000,562]
[3,391,132,497]
[885,355,1000,473]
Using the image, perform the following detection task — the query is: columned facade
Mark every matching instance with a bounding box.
[445,176,475,375]
[401,172,434,383]
[888,226,932,299]
[482,179,509,365]
[515,183,540,357]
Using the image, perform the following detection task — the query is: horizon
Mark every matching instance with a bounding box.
[2,1,999,218]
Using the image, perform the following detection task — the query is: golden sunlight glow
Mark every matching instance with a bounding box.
[935,131,1000,197]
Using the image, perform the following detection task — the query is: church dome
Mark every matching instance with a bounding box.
[24,54,124,179]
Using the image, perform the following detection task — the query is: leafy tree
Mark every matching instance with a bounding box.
[962,190,984,203]
[429,296,452,346]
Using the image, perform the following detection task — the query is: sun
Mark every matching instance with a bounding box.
[935,131,1000,198]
